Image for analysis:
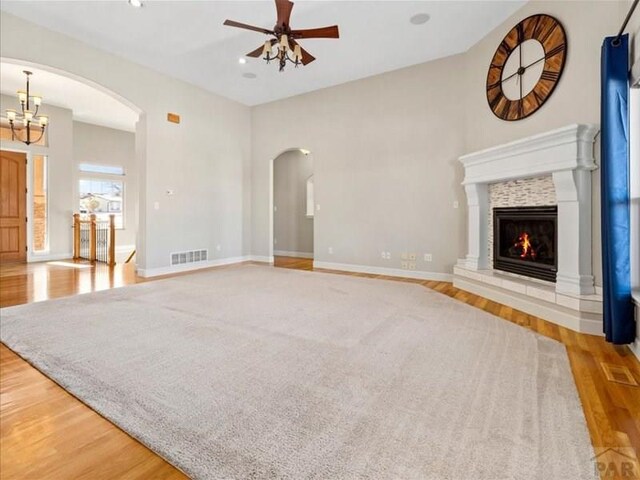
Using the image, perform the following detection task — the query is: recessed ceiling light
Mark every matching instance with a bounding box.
[410,13,430,25]
[242,73,257,79]
[128,0,143,7]
[238,58,247,65]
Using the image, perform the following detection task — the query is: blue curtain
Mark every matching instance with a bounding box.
[601,34,635,344]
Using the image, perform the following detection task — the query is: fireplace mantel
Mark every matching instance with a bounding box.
[455,124,601,334]
[459,124,599,185]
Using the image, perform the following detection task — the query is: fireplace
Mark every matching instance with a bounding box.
[493,206,557,282]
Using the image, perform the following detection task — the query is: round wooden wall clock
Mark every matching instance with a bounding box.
[486,14,567,121]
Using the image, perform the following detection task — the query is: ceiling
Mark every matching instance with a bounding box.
[0,62,139,131]
[0,1,526,106]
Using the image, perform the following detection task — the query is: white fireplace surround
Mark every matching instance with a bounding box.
[455,124,601,333]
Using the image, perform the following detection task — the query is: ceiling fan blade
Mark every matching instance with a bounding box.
[246,39,277,58]
[275,0,294,27]
[223,20,274,35]
[290,39,316,65]
[291,25,339,39]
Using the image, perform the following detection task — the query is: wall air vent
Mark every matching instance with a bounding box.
[170,249,208,266]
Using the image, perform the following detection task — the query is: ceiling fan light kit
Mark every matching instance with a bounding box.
[224,0,339,72]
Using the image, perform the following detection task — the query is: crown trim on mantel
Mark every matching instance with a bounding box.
[455,124,601,333]
[460,124,600,185]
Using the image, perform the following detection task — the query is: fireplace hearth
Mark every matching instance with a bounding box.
[455,125,600,333]
[493,206,557,282]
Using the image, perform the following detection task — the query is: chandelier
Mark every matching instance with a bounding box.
[5,71,49,146]
[262,35,303,72]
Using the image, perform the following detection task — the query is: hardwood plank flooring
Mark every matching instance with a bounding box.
[0,260,187,479]
[1,257,639,479]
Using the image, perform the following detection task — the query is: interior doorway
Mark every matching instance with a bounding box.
[0,150,27,263]
[1,59,142,266]
[272,149,314,269]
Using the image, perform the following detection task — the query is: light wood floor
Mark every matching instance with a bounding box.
[1,257,639,479]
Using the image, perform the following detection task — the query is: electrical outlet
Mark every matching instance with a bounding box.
[328,247,333,254]
[453,201,459,209]
[274,205,278,212]
[401,261,408,269]
[424,253,433,262]
[273,238,277,245]
[381,251,386,259]
[408,262,416,270]
[401,252,408,260]
[216,244,221,251]
[409,253,416,261]
[386,251,391,259]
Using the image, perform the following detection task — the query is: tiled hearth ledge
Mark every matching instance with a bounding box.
[455,124,602,334]
[454,265,602,334]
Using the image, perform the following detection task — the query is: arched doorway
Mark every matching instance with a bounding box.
[270,148,314,269]
[0,58,143,264]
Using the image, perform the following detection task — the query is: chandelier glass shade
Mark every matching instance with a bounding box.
[5,71,48,146]
[263,35,303,72]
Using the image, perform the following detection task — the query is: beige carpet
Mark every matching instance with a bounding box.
[0,265,594,479]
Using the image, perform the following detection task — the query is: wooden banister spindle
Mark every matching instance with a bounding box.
[73,213,80,260]
[89,214,97,263]
[108,214,116,267]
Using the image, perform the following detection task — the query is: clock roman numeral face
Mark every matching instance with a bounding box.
[485,14,567,121]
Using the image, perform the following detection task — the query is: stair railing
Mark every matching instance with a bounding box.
[73,213,116,266]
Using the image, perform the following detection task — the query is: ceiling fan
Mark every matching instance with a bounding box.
[223,0,340,72]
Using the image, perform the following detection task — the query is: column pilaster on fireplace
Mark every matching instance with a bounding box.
[463,183,488,270]
[553,169,595,295]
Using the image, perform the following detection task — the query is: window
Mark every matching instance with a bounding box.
[630,86,639,291]
[79,178,124,228]
[79,163,125,175]
[33,155,48,252]
[306,175,314,217]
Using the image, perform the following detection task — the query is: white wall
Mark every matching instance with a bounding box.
[73,121,136,247]
[251,1,629,280]
[463,0,628,288]
[273,150,313,256]
[252,53,467,278]
[2,2,634,288]
[1,93,74,259]
[1,12,251,275]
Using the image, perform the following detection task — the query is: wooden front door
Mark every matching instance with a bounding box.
[0,151,27,263]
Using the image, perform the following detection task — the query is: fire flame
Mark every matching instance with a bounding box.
[515,232,536,260]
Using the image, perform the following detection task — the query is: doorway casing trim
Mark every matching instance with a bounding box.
[269,147,314,265]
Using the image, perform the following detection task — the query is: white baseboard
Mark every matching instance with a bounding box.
[137,256,452,282]
[631,340,640,362]
[632,297,640,361]
[247,255,274,264]
[27,245,135,264]
[137,255,251,278]
[274,250,314,259]
[28,252,73,262]
[313,261,453,282]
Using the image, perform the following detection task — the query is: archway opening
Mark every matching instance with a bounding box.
[271,148,314,270]
[0,58,143,266]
